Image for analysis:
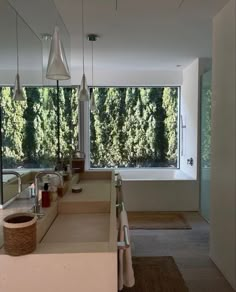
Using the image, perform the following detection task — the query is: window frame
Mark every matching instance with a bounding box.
[80,86,181,171]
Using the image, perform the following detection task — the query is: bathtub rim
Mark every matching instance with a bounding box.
[117,169,195,181]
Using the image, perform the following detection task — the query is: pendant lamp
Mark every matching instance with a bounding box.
[46,25,71,166]
[46,26,70,80]
[13,12,26,101]
[78,0,89,102]
[88,34,98,112]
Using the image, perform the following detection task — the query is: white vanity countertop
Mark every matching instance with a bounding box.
[0,171,117,254]
[0,196,35,248]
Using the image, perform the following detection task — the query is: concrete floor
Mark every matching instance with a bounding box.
[130,212,235,292]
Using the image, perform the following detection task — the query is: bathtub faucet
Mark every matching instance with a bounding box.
[33,171,63,214]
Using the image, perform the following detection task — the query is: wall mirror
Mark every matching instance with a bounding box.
[0,0,71,208]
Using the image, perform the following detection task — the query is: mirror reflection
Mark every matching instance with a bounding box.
[0,0,73,207]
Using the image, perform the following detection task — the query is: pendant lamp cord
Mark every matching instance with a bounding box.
[56,80,60,162]
[16,12,19,75]
[92,40,94,89]
[82,0,85,75]
[178,0,184,8]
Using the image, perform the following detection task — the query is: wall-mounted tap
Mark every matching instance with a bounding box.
[187,158,194,166]
[33,171,63,214]
[3,171,22,195]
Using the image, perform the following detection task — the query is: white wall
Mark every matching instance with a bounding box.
[180,60,199,179]
[122,180,198,211]
[0,68,183,87]
[70,68,183,87]
[210,0,236,289]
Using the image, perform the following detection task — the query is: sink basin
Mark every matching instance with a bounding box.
[42,213,110,243]
[58,179,111,214]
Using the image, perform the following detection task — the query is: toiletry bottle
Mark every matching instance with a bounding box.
[42,183,50,208]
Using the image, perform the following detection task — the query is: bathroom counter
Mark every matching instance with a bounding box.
[0,171,117,253]
[37,171,117,254]
[0,170,117,292]
[0,172,73,249]
[58,176,111,214]
[60,179,111,202]
[0,200,58,251]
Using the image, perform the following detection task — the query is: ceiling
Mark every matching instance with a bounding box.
[0,0,230,85]
[53,0,229,71]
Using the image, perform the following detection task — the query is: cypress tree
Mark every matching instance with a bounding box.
[123,88,139,166]
[1,87,26,167]
[0,85,178,169]
[63,87,79,156]
[162,87,178,165]
[23,88,40,166]
[91,88,109,167]
[149,88,167,164]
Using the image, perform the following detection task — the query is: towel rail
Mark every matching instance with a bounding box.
[117,225,130,249]
[116,200,130,249]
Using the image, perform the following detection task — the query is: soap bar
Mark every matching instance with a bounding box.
[72,185,82,193]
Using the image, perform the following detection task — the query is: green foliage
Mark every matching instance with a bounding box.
[1,87,26,166]
[90,87,178,168]
[201,72,212,168]
[162,87,178,164]
[0,86,178,169]
[0,87,78,168]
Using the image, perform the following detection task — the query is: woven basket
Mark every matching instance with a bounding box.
[3,213,37,256]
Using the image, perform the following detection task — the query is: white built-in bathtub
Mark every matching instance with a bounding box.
[118,169,198,211]
[120,169,193,181]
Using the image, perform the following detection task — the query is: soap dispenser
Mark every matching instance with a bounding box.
[42,183,50,208]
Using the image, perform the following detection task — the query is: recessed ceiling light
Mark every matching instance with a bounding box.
[87,34,99,41]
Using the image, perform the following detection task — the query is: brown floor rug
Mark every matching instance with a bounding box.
[128,212,191,230]
[122,256,189,292]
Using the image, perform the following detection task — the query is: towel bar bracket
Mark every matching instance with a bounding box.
[116,202,125,212]
[114,173,122,187]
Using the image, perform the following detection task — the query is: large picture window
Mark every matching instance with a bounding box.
[90,87,179,168]
[0,86,179,170]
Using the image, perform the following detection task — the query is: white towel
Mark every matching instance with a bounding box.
[118,209,135,291]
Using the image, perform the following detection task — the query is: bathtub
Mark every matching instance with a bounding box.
[120,169,193,181]
[118,169,198,211]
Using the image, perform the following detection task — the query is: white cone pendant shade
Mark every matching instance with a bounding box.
[78,73,90,101]
[46,26,70,80]
[13,73,26,101]
[90,91,96,112]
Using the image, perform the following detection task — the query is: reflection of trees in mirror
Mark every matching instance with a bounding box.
[0,86,79,169]
[90,87,178,168]
[201,78,212,168]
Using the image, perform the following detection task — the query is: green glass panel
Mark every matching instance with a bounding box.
[200,70,211,222]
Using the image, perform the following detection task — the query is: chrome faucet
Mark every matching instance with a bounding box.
[3,171,22,195]
[33,171,63,214]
